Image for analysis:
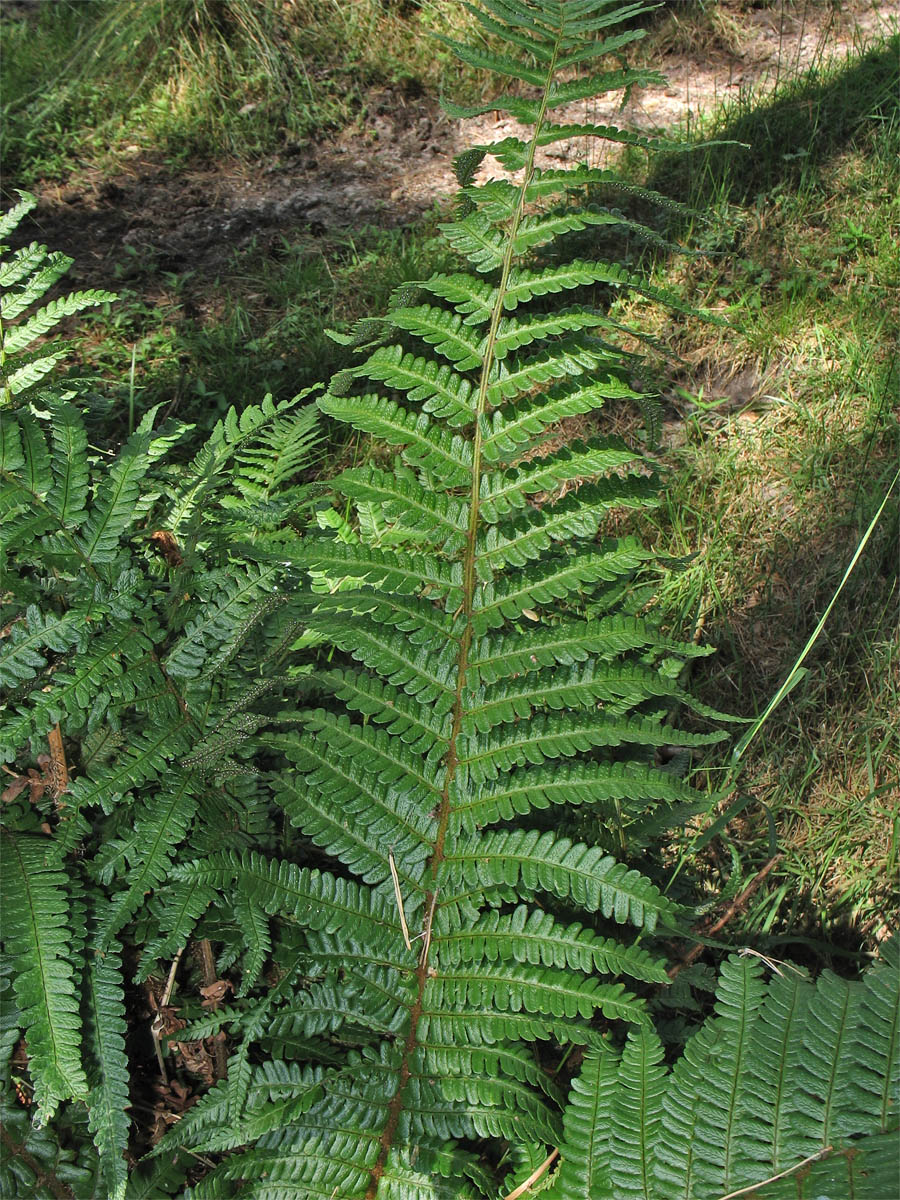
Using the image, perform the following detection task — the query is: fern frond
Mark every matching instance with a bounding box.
[458,708,720,784]
[732,968,813,1178]
[307,589,462,646]
[343,344,475,425]
[610,1025,668,1200]
[848,943,900,1134]
[172,851,406,946]
[165,562,282,678]
[0,250,72,321]
[317,668,452,755]
[0,830,88,1120]
[787,967,860,1155]
[0,190,38,243]
[434,905,668,984]
[389,304,488,369]
[83,935,130,1200]
[428,958,645,1026]
[78,417,185,563]
[478,118,686,173]
[288,708,443,801]
[441,830,678,931]
[8,409,52,496]
[45,399,90,527]
[301,617,460,709]
[2,290,116,356]
[473,538,657,631]
[279,769,431,887]
[449,759,705,833]
[95,775,199,950]
[137,879,216,977]
[319,393,472,485]
[334,464,469,543]
[469,615,710,687]
[475,476,660,571]
[551,1045,619,1200]
[0,604,81,689]
[480,437,640,517]
[298,540,464,608]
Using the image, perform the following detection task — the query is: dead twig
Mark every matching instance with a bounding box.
[503,1148,560,1199]
[715,1146,833,1200]
[196,939,228,1081]
[150,947,185,1085]
[668,853,783,978]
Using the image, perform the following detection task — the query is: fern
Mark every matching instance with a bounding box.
[81,937,130,1200]
[2,5,894,1198]
[550,943,900,1199]
[0,192,115,407]
[155,2,731,1192]
[0,831,88,1122]
[0,193,321,1195]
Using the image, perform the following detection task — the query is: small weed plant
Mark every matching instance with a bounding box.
[0,4,896,1198]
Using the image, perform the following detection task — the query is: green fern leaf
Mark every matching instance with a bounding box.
[319,393,473,485]
[0,830,88,1120]
[83,936,130,1200]
[441,830,678,931]
[0,604,80,690]
[45,400,90,527]
[2,290,116,356]
[482,377,640,460]
[1,250,72,322]
[95,776,199,950]
[345,344,475,425]
[78,417,185,563]
[550,1045,620,1200]
[610,1025,668,1199]
[137,880,216,978]
[172,851,406,946]
[0,190,38,243]
[434,906,668,984]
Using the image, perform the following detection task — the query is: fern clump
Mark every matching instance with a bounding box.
[4,6,895,1198]
[0,194,321,1197]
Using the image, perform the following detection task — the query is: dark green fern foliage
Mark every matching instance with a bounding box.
[0,196,321,1198]
[157,2,731,1194]
[551,942,899,1198]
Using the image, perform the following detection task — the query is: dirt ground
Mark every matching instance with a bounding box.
[9,0,900,290]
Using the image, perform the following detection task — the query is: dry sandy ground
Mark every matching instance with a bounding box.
[13,0,900,287]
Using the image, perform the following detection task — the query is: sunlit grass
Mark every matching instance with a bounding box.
[1,0,479,183]
[611,41,899,948]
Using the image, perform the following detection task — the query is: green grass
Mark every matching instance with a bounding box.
[610,37,900,950]
[0,0,478,183]
[73,217,456,445]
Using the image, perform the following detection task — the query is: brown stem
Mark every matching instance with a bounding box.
[668,853,783,979]
[196,939,228,1081]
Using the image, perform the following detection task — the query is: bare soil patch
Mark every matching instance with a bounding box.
[9,1,897,292]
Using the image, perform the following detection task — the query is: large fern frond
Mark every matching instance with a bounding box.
[549,947,900,1200]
